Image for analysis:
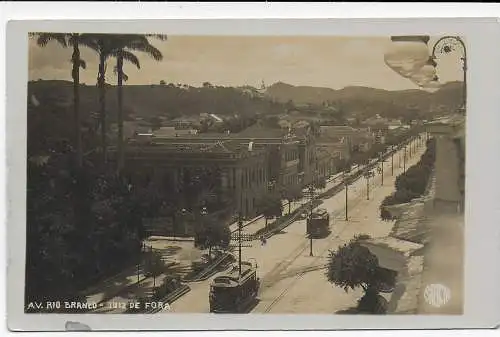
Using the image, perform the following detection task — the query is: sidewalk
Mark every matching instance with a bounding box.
[92,271,173,313]
[85,263,146,306]
[84,239,196,310]
[231,166,370,237]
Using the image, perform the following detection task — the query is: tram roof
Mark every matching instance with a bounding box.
[312,208,328,216]
[211,263,255,288]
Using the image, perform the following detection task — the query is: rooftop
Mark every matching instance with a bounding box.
[211,262,255,287]
[127,138,265,156]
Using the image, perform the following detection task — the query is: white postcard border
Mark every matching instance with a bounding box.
[6,17,500,331]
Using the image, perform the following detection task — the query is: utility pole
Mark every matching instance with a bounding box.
[137,261,140,283]
[365,171,374,200]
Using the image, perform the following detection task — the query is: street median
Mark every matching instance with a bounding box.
[182,251,235,282]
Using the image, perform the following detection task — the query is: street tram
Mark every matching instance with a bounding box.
[306,208,330,237]
[209,261,260,313]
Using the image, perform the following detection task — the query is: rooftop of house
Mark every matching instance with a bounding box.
[128,138,265,156]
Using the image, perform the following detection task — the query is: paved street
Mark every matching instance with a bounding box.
[167,139,426,313]
[252,142,426,314]
[80,138,425,315]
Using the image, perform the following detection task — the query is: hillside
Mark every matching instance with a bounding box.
[27,80,285,124]
[265,81,464,119]
[27,79,464,125]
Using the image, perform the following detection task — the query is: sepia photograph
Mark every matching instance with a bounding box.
[23,32,467,318]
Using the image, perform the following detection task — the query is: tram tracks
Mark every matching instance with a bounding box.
[257,160,410,314]
[257,189,370,313]
[258,177,368,290]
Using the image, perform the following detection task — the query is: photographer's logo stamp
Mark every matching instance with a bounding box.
[424,284,451,308]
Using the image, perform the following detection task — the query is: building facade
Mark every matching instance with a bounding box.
[117,138,270,235]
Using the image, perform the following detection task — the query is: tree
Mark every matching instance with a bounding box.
[143,250,165,278]
[281,184,303,214]
[106,34,166,173]
[195,223,231,258]
[31,33,95,168]
[86,34,162,166]
[326,235,389,314]
[259,194,283,228]
[314,177,327,190]
[159,80,166,86]
[149,116,163,131]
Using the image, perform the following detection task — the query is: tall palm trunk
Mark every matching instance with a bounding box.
[116,52,124,174]
[70,37,85,234]
[98,49,107,165]
[71,40,83,168]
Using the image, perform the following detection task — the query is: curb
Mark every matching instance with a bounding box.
[182,252,234,282]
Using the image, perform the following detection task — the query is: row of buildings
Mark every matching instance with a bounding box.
[112,120,383,234]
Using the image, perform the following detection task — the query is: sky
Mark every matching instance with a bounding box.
[28,35,464,91]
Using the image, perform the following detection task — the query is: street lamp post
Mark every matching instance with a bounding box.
[387,36,466,110]
[431,36,467,110]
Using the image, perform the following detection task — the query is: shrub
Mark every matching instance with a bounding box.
[379,139,436,220]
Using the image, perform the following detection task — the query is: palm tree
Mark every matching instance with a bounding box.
[89,34,166,170]
[31,33,94,168]
[91,35,111,165]
[113,34,165,173]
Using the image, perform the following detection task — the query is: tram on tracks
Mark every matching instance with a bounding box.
[209,261,260,313]
[306,208,330,237]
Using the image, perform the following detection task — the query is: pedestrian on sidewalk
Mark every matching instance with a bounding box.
[260,235,267,246]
